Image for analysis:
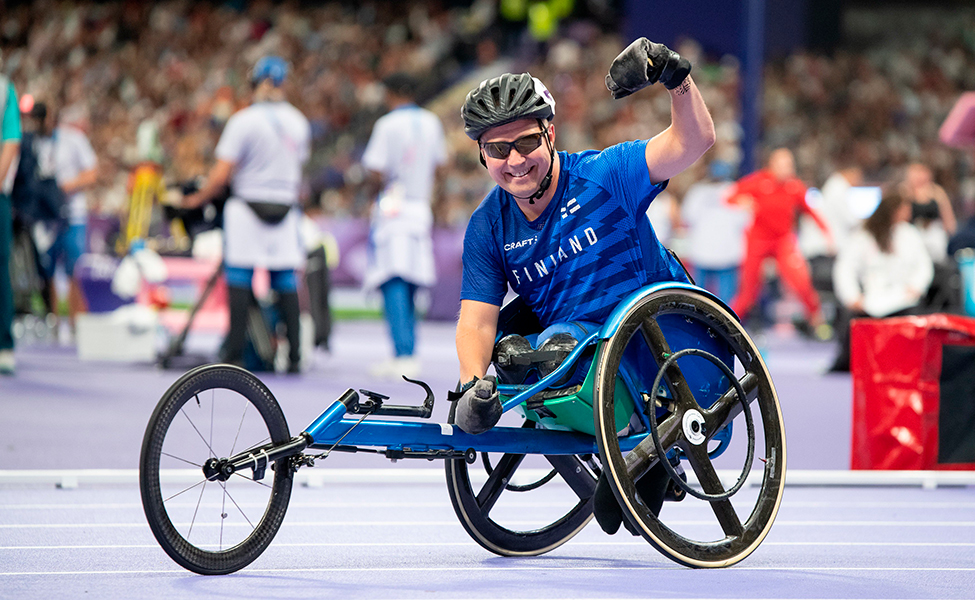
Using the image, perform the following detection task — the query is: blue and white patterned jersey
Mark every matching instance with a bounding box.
[461,140,689,328]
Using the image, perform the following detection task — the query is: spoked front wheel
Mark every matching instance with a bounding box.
[139,364,294,574]
[594,288,786,568]
[445,403,598,556]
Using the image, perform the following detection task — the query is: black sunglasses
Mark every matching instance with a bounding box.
[480,132,546,160]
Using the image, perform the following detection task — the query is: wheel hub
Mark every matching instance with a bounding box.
[202,457,234,482]
[682,409,707,445]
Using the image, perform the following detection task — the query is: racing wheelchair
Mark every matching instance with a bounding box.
[139,281,786,574]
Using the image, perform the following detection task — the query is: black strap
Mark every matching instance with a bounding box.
[447,377,479,402]
[246,201,293,225]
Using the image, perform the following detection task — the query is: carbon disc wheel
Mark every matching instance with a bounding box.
[594,288,786,568]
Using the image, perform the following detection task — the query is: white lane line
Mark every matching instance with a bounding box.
[4,501,974,510]
[0,502,456,510]
[2,566,975,576]
[2,541,974,551]
[3,520,975,529]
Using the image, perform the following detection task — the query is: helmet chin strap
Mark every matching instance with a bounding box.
[513,124,555,205]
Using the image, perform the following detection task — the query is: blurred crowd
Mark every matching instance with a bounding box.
[2,0,975,362]
[1,1,973,227]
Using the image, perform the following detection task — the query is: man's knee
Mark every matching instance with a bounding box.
[493,321,595,385]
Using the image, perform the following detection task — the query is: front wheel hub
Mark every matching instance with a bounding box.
[202,457,234,482]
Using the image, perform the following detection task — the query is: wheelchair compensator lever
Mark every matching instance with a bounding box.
[349,376,436,419]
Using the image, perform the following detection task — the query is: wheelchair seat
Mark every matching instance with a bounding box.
[492,286,736,437]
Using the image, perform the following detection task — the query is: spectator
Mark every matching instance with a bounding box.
[0,59,22,375]
[900,162,956,263]
[830,191,934,372]
[680,160,747,303]
[361,73,446,379]
[729,148,833,338]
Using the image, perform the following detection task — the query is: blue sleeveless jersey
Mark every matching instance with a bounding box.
[461,140,689,328]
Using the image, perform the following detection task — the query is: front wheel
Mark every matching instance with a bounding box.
[139,364,293,575]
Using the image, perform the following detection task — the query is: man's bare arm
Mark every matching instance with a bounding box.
[184,159,234,208]
[455,299,500,383]
[0,141,19,184]
[645,76,715,184]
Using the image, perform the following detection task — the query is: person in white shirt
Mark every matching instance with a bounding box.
[29,102,98,335]
[360,73,447,378]
[680,160,747,302]
[800,166,864,259]
[829,191,934,372]
[185,56,311,373]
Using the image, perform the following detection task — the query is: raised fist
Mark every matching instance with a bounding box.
[605,38,692,99]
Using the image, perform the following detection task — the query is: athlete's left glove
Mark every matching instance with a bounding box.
[605,37,692,99]
[449,376,501,435]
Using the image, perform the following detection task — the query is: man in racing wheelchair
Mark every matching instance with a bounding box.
[451,38,715,535]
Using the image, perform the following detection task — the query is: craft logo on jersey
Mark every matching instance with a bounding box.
[560,198,580,220]
[504,235,538,252]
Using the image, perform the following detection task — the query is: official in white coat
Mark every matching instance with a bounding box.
[361,73,446,378]
[185,56,311,373]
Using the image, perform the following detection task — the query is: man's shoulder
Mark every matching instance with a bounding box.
[564,141,646,175]
[223,106,255,129]
[470,187,504,223]
[784,177,807,196]
[280,101,309,123]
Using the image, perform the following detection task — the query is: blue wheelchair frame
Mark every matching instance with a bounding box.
[301,282,734,459]
[141,278,785,575]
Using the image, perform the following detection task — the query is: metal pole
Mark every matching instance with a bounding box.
[740,0,766,175]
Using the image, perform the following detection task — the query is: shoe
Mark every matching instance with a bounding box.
[813,323,834,342]
[392,356,421,379]
[0,350,15,376]
[826,359,850,373]
[592,462,671,535]
[371,356,421,379]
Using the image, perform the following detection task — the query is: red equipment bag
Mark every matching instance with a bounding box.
[851,314,975,470]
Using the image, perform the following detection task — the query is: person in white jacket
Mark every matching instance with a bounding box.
[829,191,934,371]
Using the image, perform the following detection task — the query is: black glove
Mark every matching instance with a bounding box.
[451,376,501,435]
[605,38,692,99]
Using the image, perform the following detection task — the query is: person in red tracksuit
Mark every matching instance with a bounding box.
[729,148,833,337]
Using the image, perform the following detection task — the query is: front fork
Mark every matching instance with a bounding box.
[201,389,360,483]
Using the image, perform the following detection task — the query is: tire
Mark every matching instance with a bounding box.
[140,364,293,574]
[444,402,597,556]
[594,288,786,568]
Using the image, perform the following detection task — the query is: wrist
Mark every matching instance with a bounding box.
[669,78,692,96]
[448,377,479,402]
[459,377,479,393]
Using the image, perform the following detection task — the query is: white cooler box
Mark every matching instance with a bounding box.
[76,306,159,362]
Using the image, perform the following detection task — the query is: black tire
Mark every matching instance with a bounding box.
[140,364,293,574]
[594,288,786,568]
[444,402,598,556]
